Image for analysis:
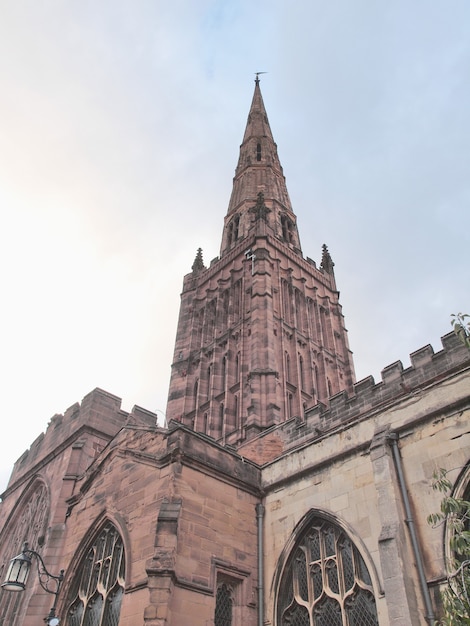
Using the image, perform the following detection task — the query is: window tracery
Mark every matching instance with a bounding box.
[66,522,125,626]
[0,481,49,626]
[276,517,379,626]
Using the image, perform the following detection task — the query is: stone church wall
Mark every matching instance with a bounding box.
[260,355,470,625]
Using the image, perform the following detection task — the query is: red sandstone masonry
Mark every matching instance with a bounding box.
[239,331,470,464]
[3,388,129,492]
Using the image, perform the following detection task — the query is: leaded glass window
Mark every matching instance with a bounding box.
[215,583,233,626]
[277,518,379,626]
[66,523,125,626]
[0,481,49,626]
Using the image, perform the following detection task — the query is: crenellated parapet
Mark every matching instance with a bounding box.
[238,331,470,464]
[2,388,143,494]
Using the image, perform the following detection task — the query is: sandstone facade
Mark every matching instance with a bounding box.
[0,81,469,626]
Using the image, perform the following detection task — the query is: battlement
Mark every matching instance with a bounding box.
[5,388,130,490]
[238,331,470,464]
[325,331,468,422]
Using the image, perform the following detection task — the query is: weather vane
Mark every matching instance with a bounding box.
[255,71,267,84]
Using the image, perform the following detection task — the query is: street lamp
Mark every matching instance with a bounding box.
[1,542,64,626]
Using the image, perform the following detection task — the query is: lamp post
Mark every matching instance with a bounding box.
[1,542,64,626]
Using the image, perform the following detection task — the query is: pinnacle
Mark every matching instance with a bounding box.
[320,244,335,274]
[191,247,205,272]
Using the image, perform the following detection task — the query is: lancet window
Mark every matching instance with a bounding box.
[66,522,125,626]
[281,214,294,243]
[227,216,240,246]
[215,582,233,626]
[276,516,379,626]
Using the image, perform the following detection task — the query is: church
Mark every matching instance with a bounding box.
[0,79,469,626]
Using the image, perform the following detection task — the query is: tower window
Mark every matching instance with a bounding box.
[227,215,240,246]
[281,214,294,243]
[256,143,262,161]
[233,215,240,240]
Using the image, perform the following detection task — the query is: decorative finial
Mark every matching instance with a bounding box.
[254,71,267,85]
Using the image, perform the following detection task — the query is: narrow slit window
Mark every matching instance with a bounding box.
[215,583,233,626]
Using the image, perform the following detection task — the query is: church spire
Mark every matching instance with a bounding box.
[220,77,301,255]
[241,75,275,145]
[166,80,356,444]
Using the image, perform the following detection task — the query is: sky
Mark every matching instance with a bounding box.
[0,1,469,493]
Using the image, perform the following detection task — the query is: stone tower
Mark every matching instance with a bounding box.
[166,78,355,443]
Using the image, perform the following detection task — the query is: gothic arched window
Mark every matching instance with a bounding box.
[281,214,293,243]
[66,522,125,626]
[276,516,379,626]
[233,215,240,240]
[443,464,470,569]
[215,583,233,626]
[0,481,49,626]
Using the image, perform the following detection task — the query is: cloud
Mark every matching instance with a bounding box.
[0,1,469,492]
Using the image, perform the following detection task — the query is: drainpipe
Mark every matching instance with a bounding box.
[388,432,435,625]
[256,502,265,626]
